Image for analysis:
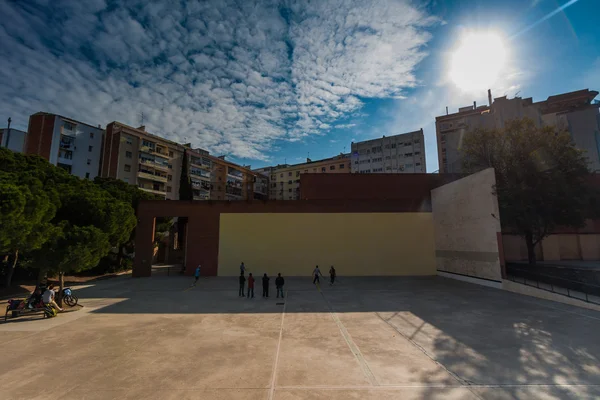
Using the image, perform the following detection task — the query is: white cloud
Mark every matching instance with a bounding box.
[0,0,437,161]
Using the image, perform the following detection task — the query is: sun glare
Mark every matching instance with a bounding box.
[449,32,507,92]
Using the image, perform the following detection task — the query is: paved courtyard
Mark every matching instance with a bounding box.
[1,275,600,399]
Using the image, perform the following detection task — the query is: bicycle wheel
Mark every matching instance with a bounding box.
[66,295,78,307]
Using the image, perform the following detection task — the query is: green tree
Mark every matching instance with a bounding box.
[0,150,60,287]
[93,177,172,269]
[461,118,593,265]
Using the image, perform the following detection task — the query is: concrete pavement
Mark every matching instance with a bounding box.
[1,276,599,399]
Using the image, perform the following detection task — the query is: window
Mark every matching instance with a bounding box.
[405,153,413,157]
[86,159,91,165]
[169,151,174,157]
[321,167,326,172]
[288,172,292,177]
[295,179,300,183]
[63,121,75,130]
[126,136,133,145]
[330,165,335,170]
[404,142,412,147]
[124,164,131,172]
[167,186,172,193]
[416,163,421,166]
[89,132,94,139]
[391,143,396,148]
[354,161,358,165]
[296,171,300,177]
[340,164,344,169]
[168,164,172,169]
[386,156,391,160]
[88,145,93,152]
[280,173,283,178]
[414,151,420,155]
[288,188,292,193]
[167,174,172,181]
[304,169,308,173]
[124,177,129,183]
[288,180,292,184]
[313,168,316,172]
[405,163,413,168]
[85,172,90,179]
[125,151,132,158]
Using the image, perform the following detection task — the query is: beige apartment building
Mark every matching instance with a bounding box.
[101,122,183,199]
[256,154,351,200]
[101,122,265,200]
[436,89,600,173]
[351,129,426,174]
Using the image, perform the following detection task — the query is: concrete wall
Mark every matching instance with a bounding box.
[432,168,503,282]
[217,213,436,276]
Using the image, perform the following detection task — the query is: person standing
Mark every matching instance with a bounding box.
[193,265,201,286]
[247,273,255,298]
[313,265,322,285]
[329,266,336,286]
[240,262,246,274]
[239,272,246,297]
[275,273,285,298]
[262,273,270,298]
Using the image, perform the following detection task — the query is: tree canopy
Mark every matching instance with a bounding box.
[0,148,138,287]
[461,118,594,264]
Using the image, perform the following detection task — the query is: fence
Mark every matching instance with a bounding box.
[506,264,600,305]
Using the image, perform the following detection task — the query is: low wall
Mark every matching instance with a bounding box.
[431,168,503,283]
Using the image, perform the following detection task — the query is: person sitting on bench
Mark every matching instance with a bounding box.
[42,284,63,312]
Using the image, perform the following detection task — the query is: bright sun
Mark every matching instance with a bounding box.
[449,32,507,92]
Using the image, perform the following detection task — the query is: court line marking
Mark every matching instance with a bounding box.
[318,287,379,386]
[268,290,287,400]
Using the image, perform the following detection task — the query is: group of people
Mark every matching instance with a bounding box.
[236,262,337,299]
[192,262,338,296]
[238,262,285,299]
[312,265,336,286]
[27,283,63,312]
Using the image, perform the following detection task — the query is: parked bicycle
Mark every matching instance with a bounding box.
[62,287,78,307]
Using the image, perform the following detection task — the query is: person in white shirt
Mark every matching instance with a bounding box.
[312,266,323,285]
[42,284,63,312]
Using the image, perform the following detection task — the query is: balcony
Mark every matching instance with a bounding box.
[139,187,167,196]
[57,156,73,165]
[139,158,169,171]
[138,171,168,183]
[140,145,156,154]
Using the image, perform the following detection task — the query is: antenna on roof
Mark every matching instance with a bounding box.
[139,112,145,126]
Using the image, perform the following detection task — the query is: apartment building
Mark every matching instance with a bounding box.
[186,148,261,201]
[351,129,426,174]
[25,112,104,179]
[1,127,27,153]
[436,89,600,173]
[101,122,184,199]
[260,154,350,200]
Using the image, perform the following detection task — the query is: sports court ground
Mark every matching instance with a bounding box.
[1,275,599,399]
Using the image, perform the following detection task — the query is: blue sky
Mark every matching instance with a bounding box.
[1,0,598,172]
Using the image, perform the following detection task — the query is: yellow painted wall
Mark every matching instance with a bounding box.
[218,213,436,276]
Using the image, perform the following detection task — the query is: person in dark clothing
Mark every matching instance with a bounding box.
[247,273,255,298]
[329,266,336,286]
[275,273,285,298]
[239,272,246,297]
[262,273,270,298]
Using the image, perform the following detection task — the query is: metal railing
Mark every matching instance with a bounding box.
[507,264,600,305]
